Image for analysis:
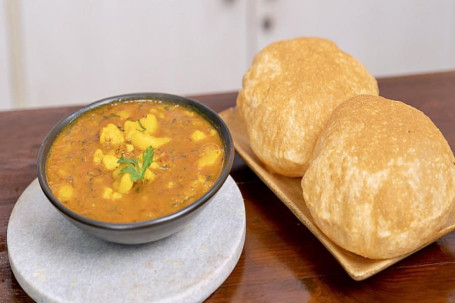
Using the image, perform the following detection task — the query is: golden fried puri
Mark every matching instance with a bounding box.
[237,37,378,176]
[302,95,455,259]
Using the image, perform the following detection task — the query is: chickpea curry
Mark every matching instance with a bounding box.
[46,101,224,223]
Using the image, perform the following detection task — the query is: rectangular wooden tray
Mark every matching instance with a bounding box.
[220,107,455,280]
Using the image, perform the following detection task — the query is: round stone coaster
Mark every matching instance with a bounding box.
[8,176,245,303]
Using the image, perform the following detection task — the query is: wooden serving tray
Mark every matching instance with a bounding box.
[220,107,455,281]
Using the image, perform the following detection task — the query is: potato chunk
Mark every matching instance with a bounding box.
[124,120,140,141]
[149,162,159,170]
[191,130,207,142]
[117,110,130,120]
[112,192,122,200]
[102,187,113,199]
[144,169,156,182]
[100,124,124,145]
[102,187,122,200]
[93,149,104,164]
[113,173,134,194]
[112,163,127,179]
[184,110,195,117]
[102,154,119,170]
[140,114,158,134]
[131,132,170,150]
[58,185,73,202]
[198,146,222,168]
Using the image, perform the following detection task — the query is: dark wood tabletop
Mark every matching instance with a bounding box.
[1,71,455,302]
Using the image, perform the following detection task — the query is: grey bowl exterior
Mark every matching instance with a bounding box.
[37,93,234,244]
[60,196,215,244]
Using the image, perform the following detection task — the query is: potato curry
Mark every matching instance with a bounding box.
[46,101,224,223]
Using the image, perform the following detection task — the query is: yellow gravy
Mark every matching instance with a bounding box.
[46,101,224,223]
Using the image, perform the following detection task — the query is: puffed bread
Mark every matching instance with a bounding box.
[237,37,378,176]
[302,95,455,259]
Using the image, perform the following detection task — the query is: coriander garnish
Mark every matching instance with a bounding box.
[117,146,154,182]
[137,119,147,132]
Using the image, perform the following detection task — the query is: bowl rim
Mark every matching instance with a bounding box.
[37,92,234,231]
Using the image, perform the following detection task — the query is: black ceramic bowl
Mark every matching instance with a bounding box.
[37,93,234,244]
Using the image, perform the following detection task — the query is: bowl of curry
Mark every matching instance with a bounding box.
[37,93,234,244]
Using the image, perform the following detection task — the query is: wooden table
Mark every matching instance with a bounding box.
[1,71,455,302]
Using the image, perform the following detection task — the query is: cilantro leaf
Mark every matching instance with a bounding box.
[120,165,142,182]
[118,156,138,166]
[117,146,154,182]
[140,146,154,177]
[137,119,146,132]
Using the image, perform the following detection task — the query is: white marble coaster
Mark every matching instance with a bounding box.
[8,176,245,303]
